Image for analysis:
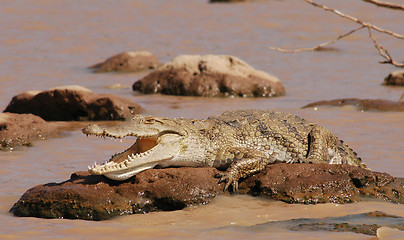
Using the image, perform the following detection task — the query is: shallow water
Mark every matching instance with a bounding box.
[1,0,403,239]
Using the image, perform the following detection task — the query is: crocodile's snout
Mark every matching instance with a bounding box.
[82,124,104,136]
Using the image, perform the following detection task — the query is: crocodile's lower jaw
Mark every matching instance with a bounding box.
[88,133,183,180]
[102,163,157,181]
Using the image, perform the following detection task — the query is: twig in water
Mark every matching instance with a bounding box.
[269,26,365,53]
[368,27,404,67]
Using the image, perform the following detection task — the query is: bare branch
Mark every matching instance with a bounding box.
[270,26,365,53]
[270,0,404,67]
[362,0,404,10]
[367,27,404,67]
[304,0,404,39]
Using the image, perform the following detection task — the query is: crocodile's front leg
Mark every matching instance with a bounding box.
[218,147,277,192]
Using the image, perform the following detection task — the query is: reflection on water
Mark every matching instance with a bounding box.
[1,0,403,239]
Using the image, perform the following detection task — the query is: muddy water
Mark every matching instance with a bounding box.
[1,0,403,239]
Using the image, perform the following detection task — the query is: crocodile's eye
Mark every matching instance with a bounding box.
[144,117,156,124]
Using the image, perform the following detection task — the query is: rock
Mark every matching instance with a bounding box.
[10,164,403,220]
[132,54,285,97]
[89,51,162,73]
[377,227,404,240]
[4,85,143,121]
[383,70,404,86]
[10,168,222,220]
[0,113,60,150]
[225,211,404,236]
[302,98,404,112]
[241,163,403,204]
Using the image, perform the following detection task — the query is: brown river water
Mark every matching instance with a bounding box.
[1,0,403,239]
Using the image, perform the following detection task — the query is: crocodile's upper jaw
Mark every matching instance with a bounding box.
[83,118,185,181]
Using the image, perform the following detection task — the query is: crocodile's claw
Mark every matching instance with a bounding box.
[217,172,239,193]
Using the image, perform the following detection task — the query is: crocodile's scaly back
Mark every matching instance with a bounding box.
[83,109,366,191]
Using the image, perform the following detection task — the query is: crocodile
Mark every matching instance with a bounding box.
[82,109,366,191]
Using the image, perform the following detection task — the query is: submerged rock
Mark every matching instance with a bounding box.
[10,164,403,220]
[222,211,404,236]
[89,51,162,73]
[302,98,404,112]
[132,54,285,97]
[4,85,143,121]
[0,113,60,150]
[383,70,404,86]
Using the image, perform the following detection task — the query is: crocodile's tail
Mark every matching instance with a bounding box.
[337,140,368,169]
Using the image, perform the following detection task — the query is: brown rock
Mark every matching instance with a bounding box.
[132,54,285,97]
[10,168,222,220]
[302,98,404,112]
[242,163,403,204]
[0,113,60,150]
[89,51,162,73]
[4,85,143,121]
[10,164,403,220]
[383,70,404,86]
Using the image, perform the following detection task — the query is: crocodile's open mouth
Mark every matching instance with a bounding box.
[82,121,184,181]
[86,133,183,180]
[109,136,158,165]
[88,135,160,174]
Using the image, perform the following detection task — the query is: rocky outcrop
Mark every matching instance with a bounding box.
[10,164,403,220]
[383,70,404,86]
[302,98,404,112]
[89,51,162,73]
[0,113,60,150]
[132,54,285,97]
[4,85,143,121]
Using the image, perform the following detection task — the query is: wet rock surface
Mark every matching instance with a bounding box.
[0,113,60,150]
[89,51,162,73]
[302,98,404,112]
[10,168,221,220]
[241,163,403,204]
[132,54,285,97]
[383,70,404,86]
[4,85,143,121]
[10,164,403,220]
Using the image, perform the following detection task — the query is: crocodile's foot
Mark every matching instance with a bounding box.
[217,172,239,193]
[217,151,277,193]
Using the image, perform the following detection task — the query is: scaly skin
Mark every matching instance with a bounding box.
[82,109,366,191]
